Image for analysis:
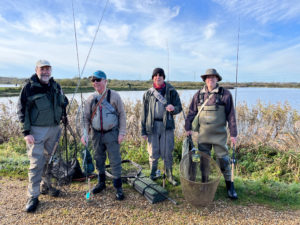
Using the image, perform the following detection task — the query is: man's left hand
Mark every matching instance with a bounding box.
[231,136,237,145]
[118,134,125,144]
[61,115,68,125]
[165,104,175,112]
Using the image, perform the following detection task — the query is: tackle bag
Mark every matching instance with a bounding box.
[128,174,168,204]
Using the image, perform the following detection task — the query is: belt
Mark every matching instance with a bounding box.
[93,127,117,134]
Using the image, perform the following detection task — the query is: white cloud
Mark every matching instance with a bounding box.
[213,0,300,24]
[203,23,218,40]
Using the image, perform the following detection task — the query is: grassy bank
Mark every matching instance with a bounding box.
[0,101,299,209]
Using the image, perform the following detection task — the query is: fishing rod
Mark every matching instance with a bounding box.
[68,0,110,114]
[231,17,240,183]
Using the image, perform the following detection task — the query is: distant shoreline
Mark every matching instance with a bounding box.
[0,80,299,97]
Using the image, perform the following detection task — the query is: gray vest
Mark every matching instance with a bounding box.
[91,98,118,131]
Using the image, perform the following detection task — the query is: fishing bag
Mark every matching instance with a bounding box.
[128,174,168,204]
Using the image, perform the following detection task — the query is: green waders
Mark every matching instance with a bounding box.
[197,105,231,181]
[196,104,237,199]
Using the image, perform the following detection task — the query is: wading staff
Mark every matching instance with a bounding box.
[231,17,240,184]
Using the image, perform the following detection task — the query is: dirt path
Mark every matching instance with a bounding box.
[0,177,299,225]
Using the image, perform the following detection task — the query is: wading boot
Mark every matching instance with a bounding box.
[25,197,39,213]
[166,168,178,186]
[200,155,210,183]
[226,181,238,200]
[92,173,106,194]
[113,178,125,201]
[149,165,157,180]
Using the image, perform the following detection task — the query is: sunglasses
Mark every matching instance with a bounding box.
[92,78,103,83]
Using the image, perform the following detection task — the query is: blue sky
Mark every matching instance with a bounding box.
[0,0,300,82]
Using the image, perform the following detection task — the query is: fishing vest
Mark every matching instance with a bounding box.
[25,81,65,128]
[194,87,228,145]
[91,90,119,132]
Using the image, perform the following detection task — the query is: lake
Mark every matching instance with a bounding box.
[0,87,299,112]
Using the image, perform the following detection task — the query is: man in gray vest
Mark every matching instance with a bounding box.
[17,59,68,212]
[141,68,182,186]
[81,70,126,200]
[185,68,238,199]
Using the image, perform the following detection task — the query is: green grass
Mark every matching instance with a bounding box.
[215,178,300,210]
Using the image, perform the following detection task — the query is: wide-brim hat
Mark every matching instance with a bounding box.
[201,68,222,81]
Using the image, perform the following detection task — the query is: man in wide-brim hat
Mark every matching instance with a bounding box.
[200,68,223,82]
[185,68,238,200]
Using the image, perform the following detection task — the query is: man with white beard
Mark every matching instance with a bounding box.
[17,59,68,212]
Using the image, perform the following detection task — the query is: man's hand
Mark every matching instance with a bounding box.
[165,104,175,112]
[24,135,35,145]
[231,136,237,145]
[186,130,193,136]
[61,115,68,125]
[118,134,125,144]
[142,135,148,141]
[81,135,88,146]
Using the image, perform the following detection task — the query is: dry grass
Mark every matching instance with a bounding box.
[0,100,299,151]
[0,177,299,225]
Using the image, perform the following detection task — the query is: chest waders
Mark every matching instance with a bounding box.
[198,105,227,148]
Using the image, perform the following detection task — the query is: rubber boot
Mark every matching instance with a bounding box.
[25,197,39,213]
[166,168,178,186]
[200,155,210,183]
[226,181,238,200]
[113,178,124,201]
[149,165,159,180]
[92,173,106,194]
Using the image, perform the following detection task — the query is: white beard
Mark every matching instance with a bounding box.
[38,74,50,84]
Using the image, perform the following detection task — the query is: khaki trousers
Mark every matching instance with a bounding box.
[26,126,60,198]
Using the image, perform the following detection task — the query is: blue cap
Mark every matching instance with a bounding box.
[92,70,107,79]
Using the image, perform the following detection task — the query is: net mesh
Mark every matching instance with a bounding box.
[180,151,221,206]
[105,160,142,179]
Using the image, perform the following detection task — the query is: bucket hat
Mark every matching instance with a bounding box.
[201,68,222,81]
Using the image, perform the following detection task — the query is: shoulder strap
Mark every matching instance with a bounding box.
[91,90,108,121]
[198,93,214,113]
[107,89,111,103]
[150,87,168,106]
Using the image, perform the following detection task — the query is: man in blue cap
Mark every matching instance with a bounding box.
[81,70,126,200]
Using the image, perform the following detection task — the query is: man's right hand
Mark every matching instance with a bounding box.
[24,135,35,145]
[142,135,148,140]
[81,136,87,146]
[186,130,193,136]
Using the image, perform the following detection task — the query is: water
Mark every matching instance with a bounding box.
[0,87,299,112]
[0,84,19,87]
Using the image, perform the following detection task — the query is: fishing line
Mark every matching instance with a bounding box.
[68,0,110,114]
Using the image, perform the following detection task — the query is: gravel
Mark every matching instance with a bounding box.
[0,177,299,225]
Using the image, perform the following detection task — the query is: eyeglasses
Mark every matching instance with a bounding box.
[92,78,103,83]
